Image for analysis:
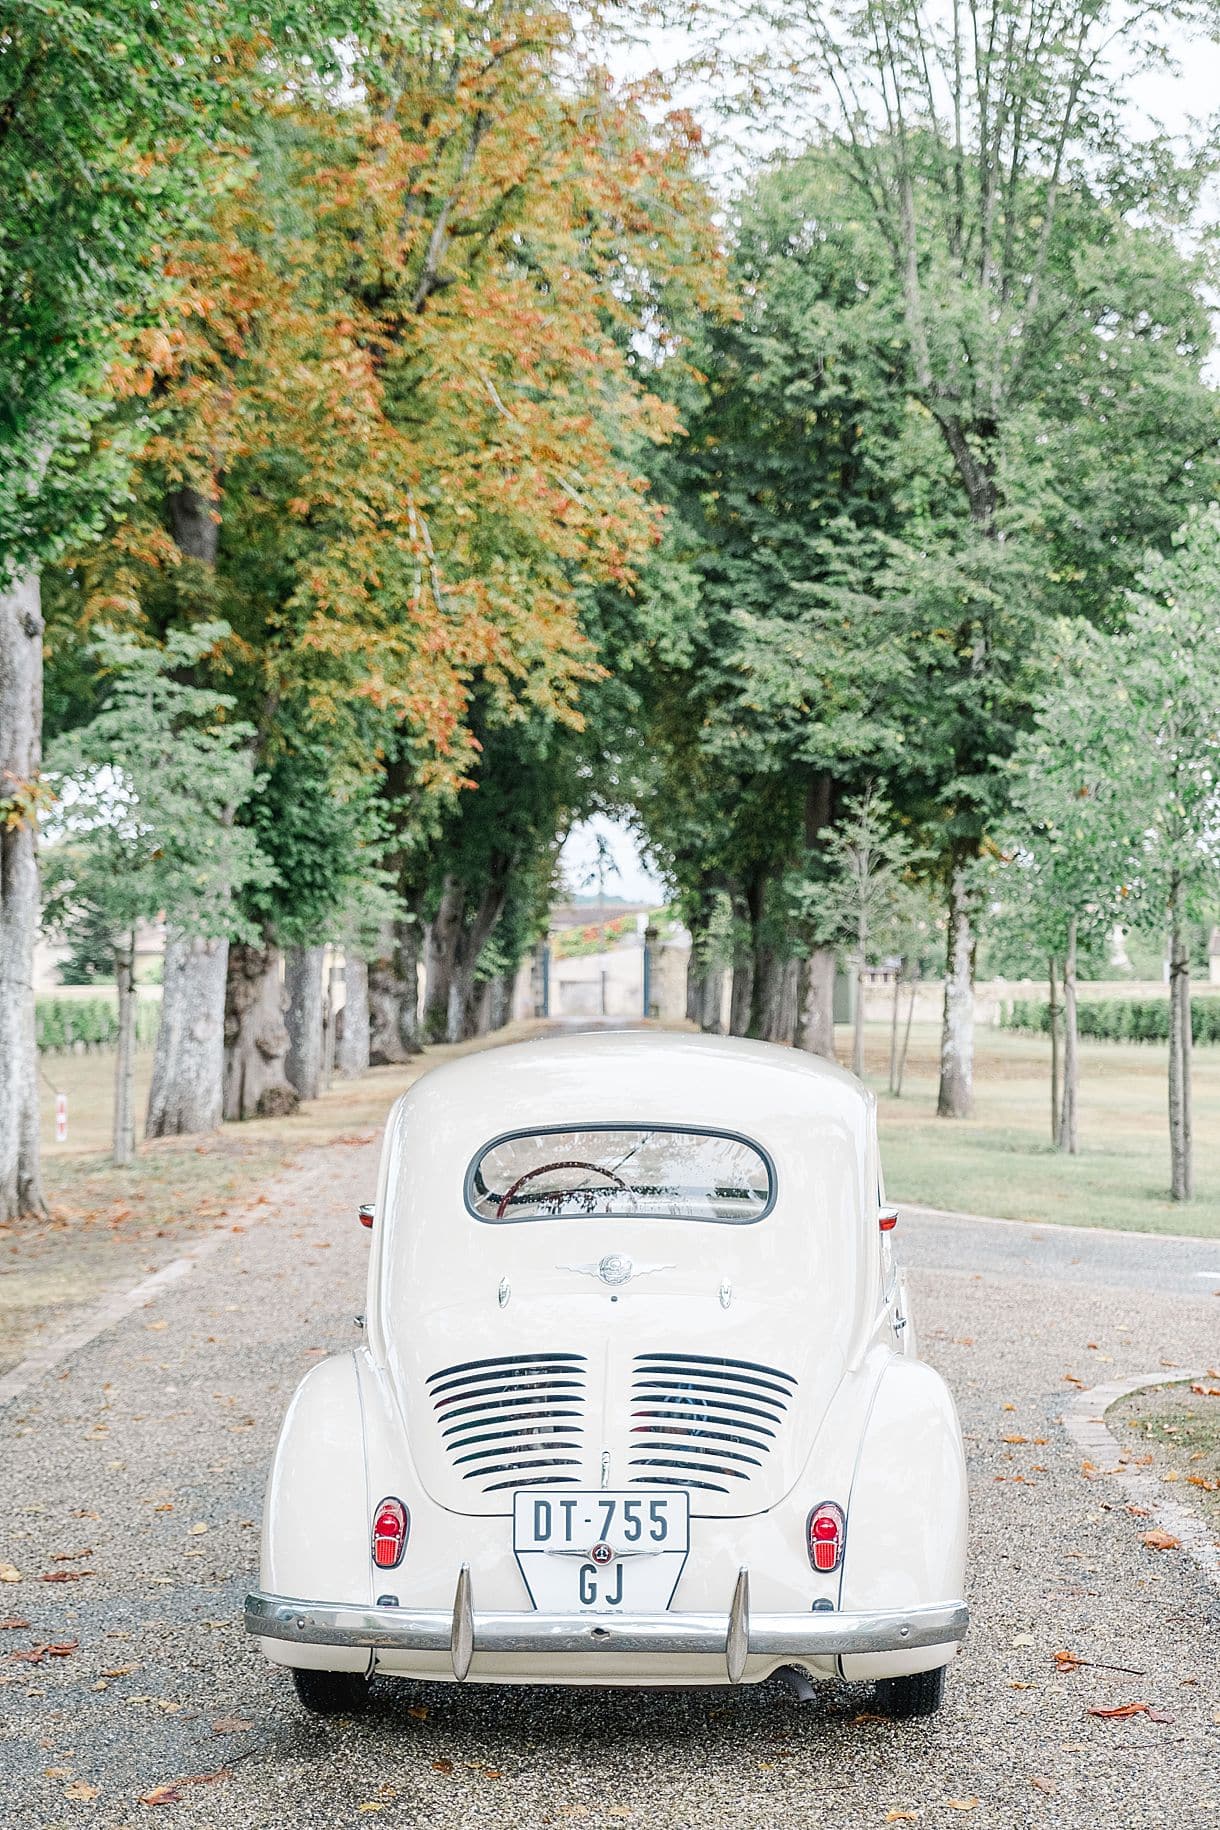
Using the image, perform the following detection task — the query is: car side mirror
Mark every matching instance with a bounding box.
[359,1202,375,1229]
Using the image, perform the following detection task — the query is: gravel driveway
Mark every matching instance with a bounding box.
[2,1130,1218,1830]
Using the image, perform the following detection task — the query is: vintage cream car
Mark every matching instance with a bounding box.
[245,1031,968,1719]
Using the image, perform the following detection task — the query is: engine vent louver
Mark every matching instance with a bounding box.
[427,1353,588,1494]
[628,1352,797,1496]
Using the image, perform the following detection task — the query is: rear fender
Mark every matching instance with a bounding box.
[258,1352,372,1672]
[838,1358,968,1680]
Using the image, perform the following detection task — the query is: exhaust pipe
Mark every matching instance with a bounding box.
[775,1664,816,1703]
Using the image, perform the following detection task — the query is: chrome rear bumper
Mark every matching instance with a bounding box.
[245,1571,968,1685]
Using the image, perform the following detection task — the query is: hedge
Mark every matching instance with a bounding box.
[999,996,1220,1045]
[36,997,160,1054]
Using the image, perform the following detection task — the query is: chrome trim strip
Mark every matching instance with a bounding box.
[245,1590,968,1666]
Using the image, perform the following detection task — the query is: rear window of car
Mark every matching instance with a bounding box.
[466,1126,775,1223]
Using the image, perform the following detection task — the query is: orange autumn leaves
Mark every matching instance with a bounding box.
[87,2,722,789]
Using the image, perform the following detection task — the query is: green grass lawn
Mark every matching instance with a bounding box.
[866,1020,1220,1238]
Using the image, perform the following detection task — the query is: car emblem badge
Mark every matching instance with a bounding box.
[598,1253,632,1285]
[558,1254,674,1286]
[590,1540,614,1566]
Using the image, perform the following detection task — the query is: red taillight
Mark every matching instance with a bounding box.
[806,1501,845,1573]
[359,1203,375,1229]
[371,1497,408,1569]
[879,1208,898,1232]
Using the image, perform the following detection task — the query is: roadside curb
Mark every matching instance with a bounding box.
[1062,1370,1220,1597]
[900,1200,1220,1251]
[0,1230,229,1410]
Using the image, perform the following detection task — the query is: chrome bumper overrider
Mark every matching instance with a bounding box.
[245,1570,968,1684]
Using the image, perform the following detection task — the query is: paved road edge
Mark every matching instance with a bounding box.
[0,1231,229,1408]
[1062,1369,1220,1596]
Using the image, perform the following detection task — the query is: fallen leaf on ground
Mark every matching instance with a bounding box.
[1009,1680,1033,1690]
[39,1570,92,1583]
[0,1619,30,1630]
[1063,1374,1086,1388]
[1125,1505,1151,1519]
[885,1813,920,1823]
[1011,1633,1035,1648]
[139,1768,229,1807]
[945,1801,980,1812]
[1190,1383,1220,1397]
[1141,1529,1180,1551]
[1001,1434,1029,1444]
[140,1785,182,1807]
[103,1664,139,1678]
[1030,1776,1056,1795]
[431,1760,453,1775]
[1053,1650,1082,1672]
[50,1550,92,1562]
[187,1523,208,1537]
[210,1716,253,1734]
[7,1642,77,1664]
[356,1807,386,1816]
[64,1781,98,1801]
[0,1565,20,1584]
[1086,1701,1170,1720]
[407,1703,428,1721]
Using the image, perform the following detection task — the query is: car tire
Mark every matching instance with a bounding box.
[872,1663,947,1719]
[291,1667,372,1716]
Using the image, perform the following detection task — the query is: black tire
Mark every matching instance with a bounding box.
[292,1666,372,1717]
[872,1663,947,1720]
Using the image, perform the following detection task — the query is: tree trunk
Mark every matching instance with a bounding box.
[336,953,371,1078]
[423,876,463,1042]
[368,915,422,1063]
[486,970,512,1032]
[798,947,836,1059]
[112,933,137,1168]
[685,957,705,1025]
[728,955,753,1037]
[1168,894,1193,1201]
[887,969,901,1095]
[700,964,726,1035]
[1048,954,1061,1145]
[936,862,975,1119]
[223,940,297,1119]
[147,478,231,1139]
[1057,920,1079,1156]
[321,962,337,1090]
[0,568,45,1218]
[895,975,918,1097]
[146,930,228,1137]
[447,881,508,1043]
[284,944,325,1101]
[851,907,868,1078]
[748,946,797,1042]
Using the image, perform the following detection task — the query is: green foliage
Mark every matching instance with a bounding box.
[1001,997,1220,1047]
[795,784,931,965]
[42,621,269,954]
[0,0,362,572]
[35,995,159,1053]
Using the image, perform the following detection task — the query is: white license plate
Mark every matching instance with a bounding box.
[513,1490,689,1613]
